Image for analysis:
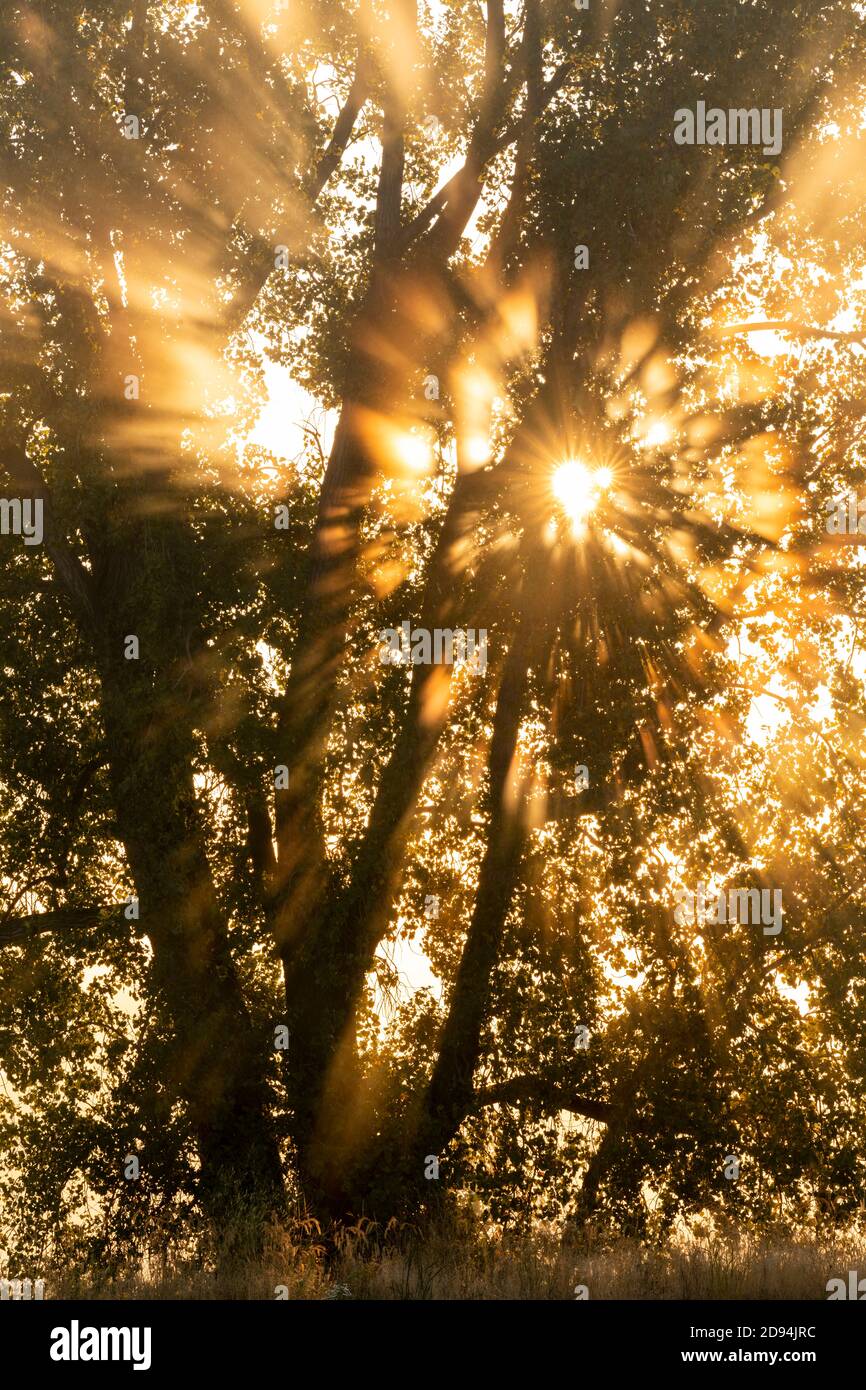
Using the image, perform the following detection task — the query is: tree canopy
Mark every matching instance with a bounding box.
[3,0,866,1270]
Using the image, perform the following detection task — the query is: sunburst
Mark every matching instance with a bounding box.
[552,460,613,527]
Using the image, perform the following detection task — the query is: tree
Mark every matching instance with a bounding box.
[2,0,866,1266]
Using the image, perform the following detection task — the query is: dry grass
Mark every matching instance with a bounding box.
[41,1223,866,1301]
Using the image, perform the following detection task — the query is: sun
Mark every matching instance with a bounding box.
[552,460,612,526]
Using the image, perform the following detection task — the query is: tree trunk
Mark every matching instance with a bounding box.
[282,548,553,1219]
[99,657,285,1256]
[410,595,549,1173]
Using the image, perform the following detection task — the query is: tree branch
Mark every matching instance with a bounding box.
[398,60,572,255]
[486,0,542,268]
[473,1075,614,1123]
[372,2,412,261]
[713,320,865,346]
[483,0,506,104]
[0,905,130,947]
[304,60,370,202]
[246,792,277,894]
[223,48,371,334]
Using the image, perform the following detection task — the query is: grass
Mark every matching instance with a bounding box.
[37,1222,866,1300]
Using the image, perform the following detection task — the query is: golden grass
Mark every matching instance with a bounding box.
[41,1223,866,1301]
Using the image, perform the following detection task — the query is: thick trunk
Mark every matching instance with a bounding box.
[283,556,553,1220]
[278,484,476,1196]
[99,661,285,1254]
[277,464,500,1212]
[270,410,375,949]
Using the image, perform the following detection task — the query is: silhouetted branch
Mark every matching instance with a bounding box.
[0,906,129,947]
[473,1076,613,1123]
[246,793,277,892]
[223,45,371,334]
[714,320,866,346]
[399,60,572,254]
[306,59,369,202]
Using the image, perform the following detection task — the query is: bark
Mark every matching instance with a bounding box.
[98,649,285,1255]
[415,578,552,1163]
